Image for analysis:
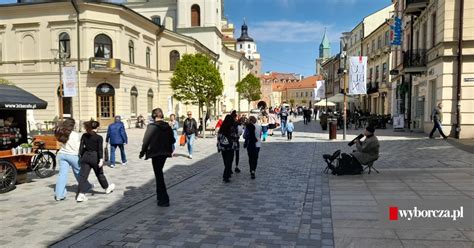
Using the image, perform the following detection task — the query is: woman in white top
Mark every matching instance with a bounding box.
[54,118,91,201]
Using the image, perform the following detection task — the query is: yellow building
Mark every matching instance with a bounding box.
[362,21,393,115]
[0,1,251,127]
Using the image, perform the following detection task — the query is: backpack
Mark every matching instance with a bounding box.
[333,153,363,175]
[218,133,233,150]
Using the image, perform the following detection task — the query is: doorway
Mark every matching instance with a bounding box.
[96,83,115,127]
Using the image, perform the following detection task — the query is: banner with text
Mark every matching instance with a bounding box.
[349,56,367,95]
[315,80,325,99]
[62,66,77,97]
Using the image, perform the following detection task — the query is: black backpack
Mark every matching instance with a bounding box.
[333,153,363,175]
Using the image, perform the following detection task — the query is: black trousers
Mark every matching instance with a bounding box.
[303,116,308,125]
[152,156,169,204]
[221,150,234,180]
[78,151,109,193]
[235,149,240,167]
[287,132,293,140]
[247,147,260,172]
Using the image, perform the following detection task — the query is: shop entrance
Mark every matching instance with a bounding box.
[96,83,115,127]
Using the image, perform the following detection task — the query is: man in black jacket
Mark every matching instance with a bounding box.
[182,111,198,159]
[140,108,175,207]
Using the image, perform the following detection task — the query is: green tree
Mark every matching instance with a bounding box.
[236,73,261,113]
[170,53,223,121]
[0,78,14,85]
[289,99,295,107]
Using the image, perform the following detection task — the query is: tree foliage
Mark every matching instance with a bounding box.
[236,73,261,103]
[0,78,14,85]
[170,53,223,108]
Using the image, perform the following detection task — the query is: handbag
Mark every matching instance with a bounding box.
[179,134,186,146]
[104,145,109,162]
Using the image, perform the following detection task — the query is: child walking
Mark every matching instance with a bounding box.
[261,116,269,142]
[77,121,115,202]
[286,119,295,140]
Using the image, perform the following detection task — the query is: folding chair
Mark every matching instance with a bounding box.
[363,159,379,174]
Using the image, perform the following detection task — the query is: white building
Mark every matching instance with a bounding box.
[236,21,261,76]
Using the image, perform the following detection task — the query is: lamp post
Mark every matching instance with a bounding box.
[51,48,69,120]
[341,51,348,140]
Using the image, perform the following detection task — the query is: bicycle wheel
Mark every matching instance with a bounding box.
[33,151,57,178]
[0,160,17,193]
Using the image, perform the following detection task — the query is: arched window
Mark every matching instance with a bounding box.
[147,89,154,113]
[130,86,138,117]
[146,47,151,68]
[59,32,71,58]
[151,16,161,25]
[128,40,134,64]
[169,50,180,71]
[22,35,35,60]
[191,4,201,27]
[94,34,112,58]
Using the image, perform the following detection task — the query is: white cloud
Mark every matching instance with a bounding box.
[249,20,342,45]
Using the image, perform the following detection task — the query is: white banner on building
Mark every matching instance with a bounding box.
[62,66,77,97]
[315,80,325,99]
[349,56,367,95]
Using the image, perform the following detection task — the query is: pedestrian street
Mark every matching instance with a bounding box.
[1,119,473,248]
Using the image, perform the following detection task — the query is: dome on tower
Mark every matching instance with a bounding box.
[237,21,254,42]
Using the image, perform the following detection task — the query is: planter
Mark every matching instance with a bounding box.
[17,147,23,155]
[11,148,17,155]
[27,147,32,154]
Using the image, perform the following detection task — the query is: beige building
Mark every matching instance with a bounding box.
[400,0,474,138]
[273,76,323,108]
[362,21,393,115]
[0,0,252,127]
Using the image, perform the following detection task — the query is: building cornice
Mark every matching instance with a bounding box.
[12,22,40,29]
[177,26,224,39]
[48,20,76,27]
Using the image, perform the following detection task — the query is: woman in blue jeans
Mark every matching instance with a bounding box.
[54,118,91,201]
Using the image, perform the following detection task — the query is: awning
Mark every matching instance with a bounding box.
[314,100,336,107]
[0,84,48,110]
[327,93,359,103]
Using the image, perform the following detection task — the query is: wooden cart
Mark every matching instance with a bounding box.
[0,135,59,193]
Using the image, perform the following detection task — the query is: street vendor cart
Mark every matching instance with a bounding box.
[0,84,58,193]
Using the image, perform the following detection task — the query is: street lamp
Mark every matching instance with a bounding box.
[51,48,69,120]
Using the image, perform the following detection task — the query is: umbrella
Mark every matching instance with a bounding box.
[314,100,336,107]
[327,93,359,103]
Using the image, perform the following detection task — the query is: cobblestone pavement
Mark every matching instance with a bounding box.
[2,118,474,248]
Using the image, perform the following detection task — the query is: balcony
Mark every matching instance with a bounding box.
[367,82,379,94]
[89,57,121,74]
[404,0,429,16]
[403,49,427,74]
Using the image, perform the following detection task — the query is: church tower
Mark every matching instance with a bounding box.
[316,30,331,75]
[236,20,261,75]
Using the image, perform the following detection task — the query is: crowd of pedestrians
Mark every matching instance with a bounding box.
[52,103,307,204]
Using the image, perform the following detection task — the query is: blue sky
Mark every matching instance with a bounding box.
[0,0,391,76]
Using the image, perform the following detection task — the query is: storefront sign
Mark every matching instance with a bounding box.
[390,16,402,46]
[89,58,121,73]
[315,80,325,99]
[62,66,77,97]
[349,56,367,95]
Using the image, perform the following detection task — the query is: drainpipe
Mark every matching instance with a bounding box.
[71,0,81,122]
[455,0,464,139]
[407,15,414,131]
[155,25,165,114]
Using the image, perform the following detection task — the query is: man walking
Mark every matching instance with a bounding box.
[105,116,128,168]
[183,111,198,159]
[429,102,448,139]
[278,107,289,136]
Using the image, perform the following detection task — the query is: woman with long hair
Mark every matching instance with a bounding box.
[217,115,238,183]
[77,121,115,202]
[244,116,262,179]
[53,118,91,201]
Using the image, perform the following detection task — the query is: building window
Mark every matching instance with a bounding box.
[369,68,373,82]
[151,16,161,25]
[248,44,251,49]
[377,36,382,50]
[169,50,180,71]
[146,47,151,68]
[191,4,201,27]
[147,89,153,113]
[384,31,389,46]
[94,34,112,58]
[59,32,71,58]
[366,44,370,55]
[375,66,379,81]
[130,86,138,117]
[371,40,375,53]
[382,63,388,82]
[422,22,428,49]
[128,40,134,64]
[431,12,437,48]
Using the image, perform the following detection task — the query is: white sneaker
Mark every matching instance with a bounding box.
[105,183,115,194]
[189,155,193,159]
[122,162,127,166]
[76,193,88,202]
